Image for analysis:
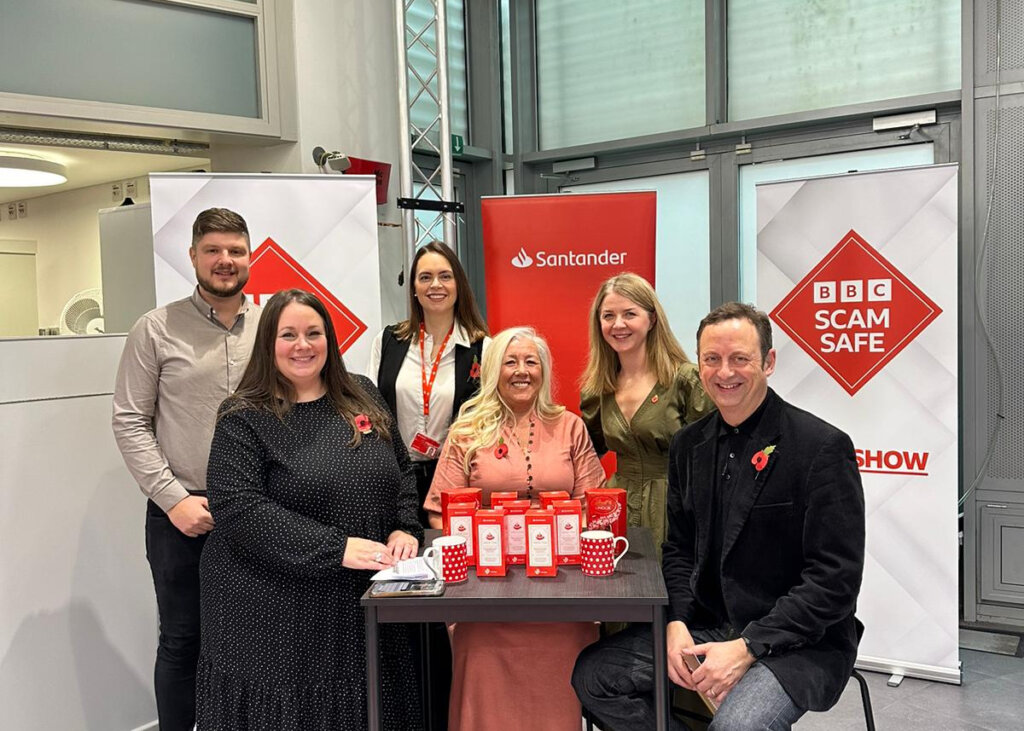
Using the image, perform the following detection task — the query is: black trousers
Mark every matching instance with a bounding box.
[145,499,207,731]
[411,461,452,731]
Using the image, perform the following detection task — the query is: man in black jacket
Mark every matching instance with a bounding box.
[573,302,865,730]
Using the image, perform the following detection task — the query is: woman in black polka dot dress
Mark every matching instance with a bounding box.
[196,289,423,730]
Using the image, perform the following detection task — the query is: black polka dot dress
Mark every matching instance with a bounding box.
[196,376,423,730]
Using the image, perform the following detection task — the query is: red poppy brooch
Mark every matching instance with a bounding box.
[469,355,481,382]
[751,444,776,472]
[354,414,373,434]
[494,437,509,459]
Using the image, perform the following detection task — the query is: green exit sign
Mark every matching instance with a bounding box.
[451,134,464,155]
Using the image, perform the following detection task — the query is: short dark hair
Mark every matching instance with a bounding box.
[394,240,489,342]
[191,208,250,249]
[223,289,391,445]
[697,302,773,363]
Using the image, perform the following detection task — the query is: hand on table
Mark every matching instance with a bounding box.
[167,495,214,538]
[684,638,755,703]
[343,537,396,570]
[386,530,419,561]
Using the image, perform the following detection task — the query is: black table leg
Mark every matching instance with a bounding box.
[652,605,668,731]
[365,606,382,730]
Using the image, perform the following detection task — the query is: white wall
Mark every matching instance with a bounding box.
[0,178,151,330]
[0,336,157,730]
[0,5,413,728]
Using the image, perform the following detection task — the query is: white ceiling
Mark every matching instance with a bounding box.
[0,142,210,204]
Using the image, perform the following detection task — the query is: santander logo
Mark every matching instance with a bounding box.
[509,246,628,269]
[511,247,534,268]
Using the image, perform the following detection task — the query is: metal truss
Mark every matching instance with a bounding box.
[395,0,460,266]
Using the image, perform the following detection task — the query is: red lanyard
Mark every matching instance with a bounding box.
[419,322,454,418]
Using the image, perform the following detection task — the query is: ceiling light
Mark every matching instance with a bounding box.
[0,155,68,187]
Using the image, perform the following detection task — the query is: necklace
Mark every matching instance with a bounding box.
[508,414,535,494]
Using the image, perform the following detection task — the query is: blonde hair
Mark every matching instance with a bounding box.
[446,327,565,473]
[579,273,690,396]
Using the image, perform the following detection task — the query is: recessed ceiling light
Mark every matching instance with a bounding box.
[0,155,68,187]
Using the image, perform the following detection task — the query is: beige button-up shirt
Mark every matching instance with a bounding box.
[112,288,261,512]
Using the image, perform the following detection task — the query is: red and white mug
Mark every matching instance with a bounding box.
[580,530,629,577]
[423,535,468,583]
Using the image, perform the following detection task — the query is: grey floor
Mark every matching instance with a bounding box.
[796,650,1024,730]
[584,649,1024,730]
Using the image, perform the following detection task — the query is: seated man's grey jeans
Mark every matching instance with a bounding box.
[572,624,804,731]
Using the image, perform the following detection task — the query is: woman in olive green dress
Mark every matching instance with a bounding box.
[580,273,714,553]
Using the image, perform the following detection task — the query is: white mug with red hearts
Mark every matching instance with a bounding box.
[580,530,629,577]
[422,535,468,583]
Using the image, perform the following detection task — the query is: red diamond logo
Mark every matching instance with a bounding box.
[247,237,367,354]
[770,229,941,395]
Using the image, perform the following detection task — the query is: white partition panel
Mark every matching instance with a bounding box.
[0,335,157,730]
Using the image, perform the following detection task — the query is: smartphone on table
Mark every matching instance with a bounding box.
[369,580,446,598]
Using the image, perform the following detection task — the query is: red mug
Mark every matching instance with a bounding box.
[423,535,468,583]
[580,530,629,577]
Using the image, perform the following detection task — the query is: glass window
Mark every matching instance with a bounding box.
[737,144,936,306]
[0,0,259,118]
[407,0,469,148]
[536,0,704,150]
[728,0,960,120]
[500,0,514,154]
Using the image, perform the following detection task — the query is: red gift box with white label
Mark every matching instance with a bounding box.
[525,510,557,577]
[488,490,519,509]
[552,499,582,565]
[446,504,477,566]
[585,488,627,537]
[538,491,571,510]
[501,498,531,565]
[441,487,482,534]
[473,509,506,577]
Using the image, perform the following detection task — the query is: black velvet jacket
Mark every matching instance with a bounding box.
[663,388,865,711]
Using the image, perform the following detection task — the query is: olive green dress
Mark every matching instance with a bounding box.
[581,363,714,555]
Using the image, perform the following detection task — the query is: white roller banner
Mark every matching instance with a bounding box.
[149,173,381,374]
[756,164,960,683]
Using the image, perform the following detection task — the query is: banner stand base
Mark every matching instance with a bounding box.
[856,654,961,685]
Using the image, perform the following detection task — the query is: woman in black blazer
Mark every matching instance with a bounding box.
[368,241,489,526]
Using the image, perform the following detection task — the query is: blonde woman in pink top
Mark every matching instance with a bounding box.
[425,326,606,731]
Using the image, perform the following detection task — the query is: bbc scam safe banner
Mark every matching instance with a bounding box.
[757,164,960,682]
[149,173,381,373]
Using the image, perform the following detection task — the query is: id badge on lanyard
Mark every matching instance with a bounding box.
[412,323,453,459]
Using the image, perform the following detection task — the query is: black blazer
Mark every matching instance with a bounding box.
[375,324,484,424]
[663,388,865,711]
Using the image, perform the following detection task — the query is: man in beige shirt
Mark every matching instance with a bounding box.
[112,207,261,731]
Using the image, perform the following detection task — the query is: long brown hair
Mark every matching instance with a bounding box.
[580,273,691,396]
[393,240,489,342]
[222,289,391,444]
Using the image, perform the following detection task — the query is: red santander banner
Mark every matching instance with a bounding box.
[482,193,657,414]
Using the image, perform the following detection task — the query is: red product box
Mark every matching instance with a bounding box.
[586,488,627,537]
[473,509,507,577]
[553,499,582,565]
[442,487,482,534]
[539,491,571,510]
[488,490,519,509]
[525,510,557,577]
[447,504,477,566]
[501,499,531,565]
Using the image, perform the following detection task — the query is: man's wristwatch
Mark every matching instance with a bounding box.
[742,636,770,660]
